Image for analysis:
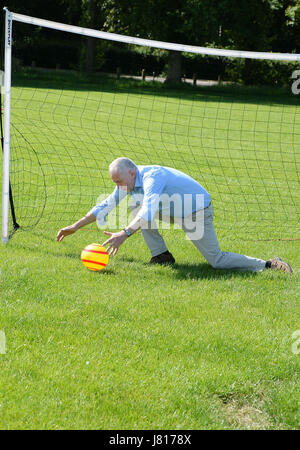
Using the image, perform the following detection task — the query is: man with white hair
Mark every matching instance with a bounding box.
[57,157,292,273]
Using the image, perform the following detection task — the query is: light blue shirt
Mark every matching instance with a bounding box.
[90,165,211,224]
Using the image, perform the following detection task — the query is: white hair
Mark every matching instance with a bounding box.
[109,157,137,175]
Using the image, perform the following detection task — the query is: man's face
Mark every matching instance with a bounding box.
[110,169,136,192]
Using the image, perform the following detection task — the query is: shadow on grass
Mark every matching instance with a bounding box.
[120,256,258,280]
[119,256,139,264]
[171,262,258,281]
[93,268,116,276]
[10,235,259,280]
[12,67,298,106]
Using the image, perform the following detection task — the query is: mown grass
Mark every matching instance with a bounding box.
[0,228,299,429]
[0,69,299,429]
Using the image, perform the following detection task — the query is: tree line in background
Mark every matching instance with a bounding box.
[1,0,300,85]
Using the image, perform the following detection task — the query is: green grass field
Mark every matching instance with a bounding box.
[0,70,299,429]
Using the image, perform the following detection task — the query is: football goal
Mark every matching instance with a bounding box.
[1,8,300,243]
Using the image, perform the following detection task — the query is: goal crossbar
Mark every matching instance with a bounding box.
[6,8,300,62]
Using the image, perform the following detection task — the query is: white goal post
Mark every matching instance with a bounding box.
[2,8,12,243]
[2,7,300,243]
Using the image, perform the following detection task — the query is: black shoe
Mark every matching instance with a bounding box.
[149,250,175,265]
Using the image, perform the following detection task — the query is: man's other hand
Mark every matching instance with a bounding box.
[102,230,128,255]
[56,226,76,242]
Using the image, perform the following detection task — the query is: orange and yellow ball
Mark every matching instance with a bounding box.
[81,243,109,271]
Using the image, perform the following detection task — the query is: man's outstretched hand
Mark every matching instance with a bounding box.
[56,213,97,242]
[102,230,128,255]
[56,226,76,242]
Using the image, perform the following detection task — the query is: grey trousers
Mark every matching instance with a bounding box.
[131,204,266,272]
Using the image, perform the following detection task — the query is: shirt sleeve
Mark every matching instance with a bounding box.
[88,187,128,225]
[136,170,166,223]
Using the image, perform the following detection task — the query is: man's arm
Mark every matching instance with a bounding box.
[102,214,146,255]
[56,186,127,242]
[56,212,96,242]
[102,172,165,254]
[90,186,128,225]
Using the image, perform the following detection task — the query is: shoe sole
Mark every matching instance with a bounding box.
[272,258,293,273]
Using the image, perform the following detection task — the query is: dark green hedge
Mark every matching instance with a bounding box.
[12,37,299,87]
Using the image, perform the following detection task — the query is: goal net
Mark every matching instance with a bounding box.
[1,9,300,243]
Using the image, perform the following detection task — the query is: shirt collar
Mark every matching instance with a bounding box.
[134,169,142,189]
